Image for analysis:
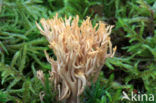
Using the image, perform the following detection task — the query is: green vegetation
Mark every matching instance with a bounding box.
[0,0,156,103]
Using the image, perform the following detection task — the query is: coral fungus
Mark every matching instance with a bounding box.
[36,14,116,103]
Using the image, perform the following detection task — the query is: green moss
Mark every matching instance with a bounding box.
[0,0,155,103]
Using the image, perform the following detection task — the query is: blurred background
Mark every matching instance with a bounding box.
[0,0,156,103]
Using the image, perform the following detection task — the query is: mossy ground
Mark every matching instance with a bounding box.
[0,0,156,103]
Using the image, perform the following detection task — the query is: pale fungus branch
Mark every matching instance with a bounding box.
[36,14,116,103]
